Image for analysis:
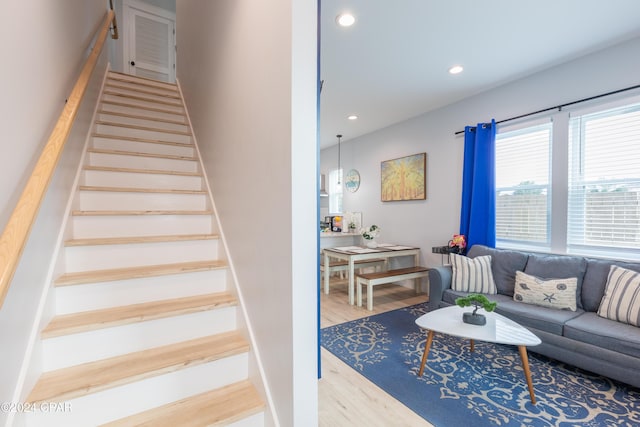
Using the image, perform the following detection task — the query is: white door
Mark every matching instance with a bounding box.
[127,7,175,82]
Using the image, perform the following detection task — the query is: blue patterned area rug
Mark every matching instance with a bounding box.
[321,303,640,427]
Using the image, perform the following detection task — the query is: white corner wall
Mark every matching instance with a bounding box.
[321,36,640,275]
[0,1,109,425]
[176,1,318,426]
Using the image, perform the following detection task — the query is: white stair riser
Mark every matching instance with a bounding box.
[101,101,186,123]
[82,169,203,191]
[42,307,237,371]
[77,190,208,212]
[94,123,191,144]
[106,80,179,98]
[102,93,184,115]
[105,86,181,105]
[107,73,177,90]
[229,413,265,427]
[92,136,195,157]
[55,269,228,314]
[64,238,218,272]
[71,215,213,238]
[97,112,189,133]
[24,354,249,427]
[87,151,198,173]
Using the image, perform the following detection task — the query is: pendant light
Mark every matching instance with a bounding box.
[336,134,342,185]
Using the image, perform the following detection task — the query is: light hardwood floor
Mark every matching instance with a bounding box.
[319,278,434,427]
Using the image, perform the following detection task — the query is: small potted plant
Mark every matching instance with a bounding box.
[455,293,497,326]
[360,224,380,248]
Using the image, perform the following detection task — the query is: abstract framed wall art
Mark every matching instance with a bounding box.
[380,152,426,201]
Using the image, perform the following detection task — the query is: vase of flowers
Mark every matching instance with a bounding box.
[361,225,380,248]
[448,234,467,254]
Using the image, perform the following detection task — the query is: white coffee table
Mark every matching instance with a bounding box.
[415,305,542,404]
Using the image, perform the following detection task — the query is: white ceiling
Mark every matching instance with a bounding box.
[319,0,640,148]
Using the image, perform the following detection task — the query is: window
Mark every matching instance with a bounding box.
[495,123,552,248]
[567,102,640,257]
[328,168,343,214]
[494,96,640,261]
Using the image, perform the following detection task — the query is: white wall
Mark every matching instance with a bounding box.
[321,36,640,277]
[0,1,108,424]
[176,1,318,426]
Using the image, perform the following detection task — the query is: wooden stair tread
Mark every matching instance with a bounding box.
[101,380,264,427]
[100,100,186,117]
[42,292,237,338]
[72,209,213,216]
[92,132,193,147]
[108,71,178,91]
[65,233,219,247]
[357,266,430,280]
[95,120,192,137]
[105,82,181,100]
[83,165,202,177]
[27,332,248,404]
[88,147,197,161]
[55,260,226,286]
[78,185,205,194]
[98,110,187,126]
[103,91,183,108]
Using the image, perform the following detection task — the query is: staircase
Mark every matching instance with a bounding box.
[21,72,265,426]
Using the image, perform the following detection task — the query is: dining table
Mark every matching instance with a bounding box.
[323,244,421,305]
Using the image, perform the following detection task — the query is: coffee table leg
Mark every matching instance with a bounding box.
[470,339,475,352]
[418,330,434,376]
[518,345,536,404]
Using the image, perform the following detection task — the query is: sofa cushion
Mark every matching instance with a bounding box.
[564,312,640,359]
[495,299,583,336]
[441,289,582,335]
[583,259,640,312]
[451,254,497,294]
[513,271,578,311]
[597,265,640,326]
[523,254,587,309]
[468,245,528,296]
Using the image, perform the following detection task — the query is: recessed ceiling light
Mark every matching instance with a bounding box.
[448,65,464,75]
[336,13,355,27]
[347,115,358,120]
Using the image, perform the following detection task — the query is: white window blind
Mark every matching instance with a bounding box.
[495,123,552,246]
[328,168,343,214]
[568,102,640,256]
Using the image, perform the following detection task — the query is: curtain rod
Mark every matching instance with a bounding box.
[454,83,640,135]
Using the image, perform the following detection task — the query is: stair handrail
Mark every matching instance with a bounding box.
[0,9,118,308]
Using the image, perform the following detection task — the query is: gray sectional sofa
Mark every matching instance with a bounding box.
[428,245,640,388]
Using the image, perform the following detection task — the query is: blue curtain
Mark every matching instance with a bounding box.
[460,119,496,250]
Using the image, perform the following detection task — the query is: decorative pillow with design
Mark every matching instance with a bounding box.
[513,271,578,311]
[597,265,640,327]
[451,254,497,294]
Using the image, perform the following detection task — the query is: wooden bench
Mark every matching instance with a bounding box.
[356,266,430,311]
[320,257,386,294]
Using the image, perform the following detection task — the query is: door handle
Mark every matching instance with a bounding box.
[130,61,135,66]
